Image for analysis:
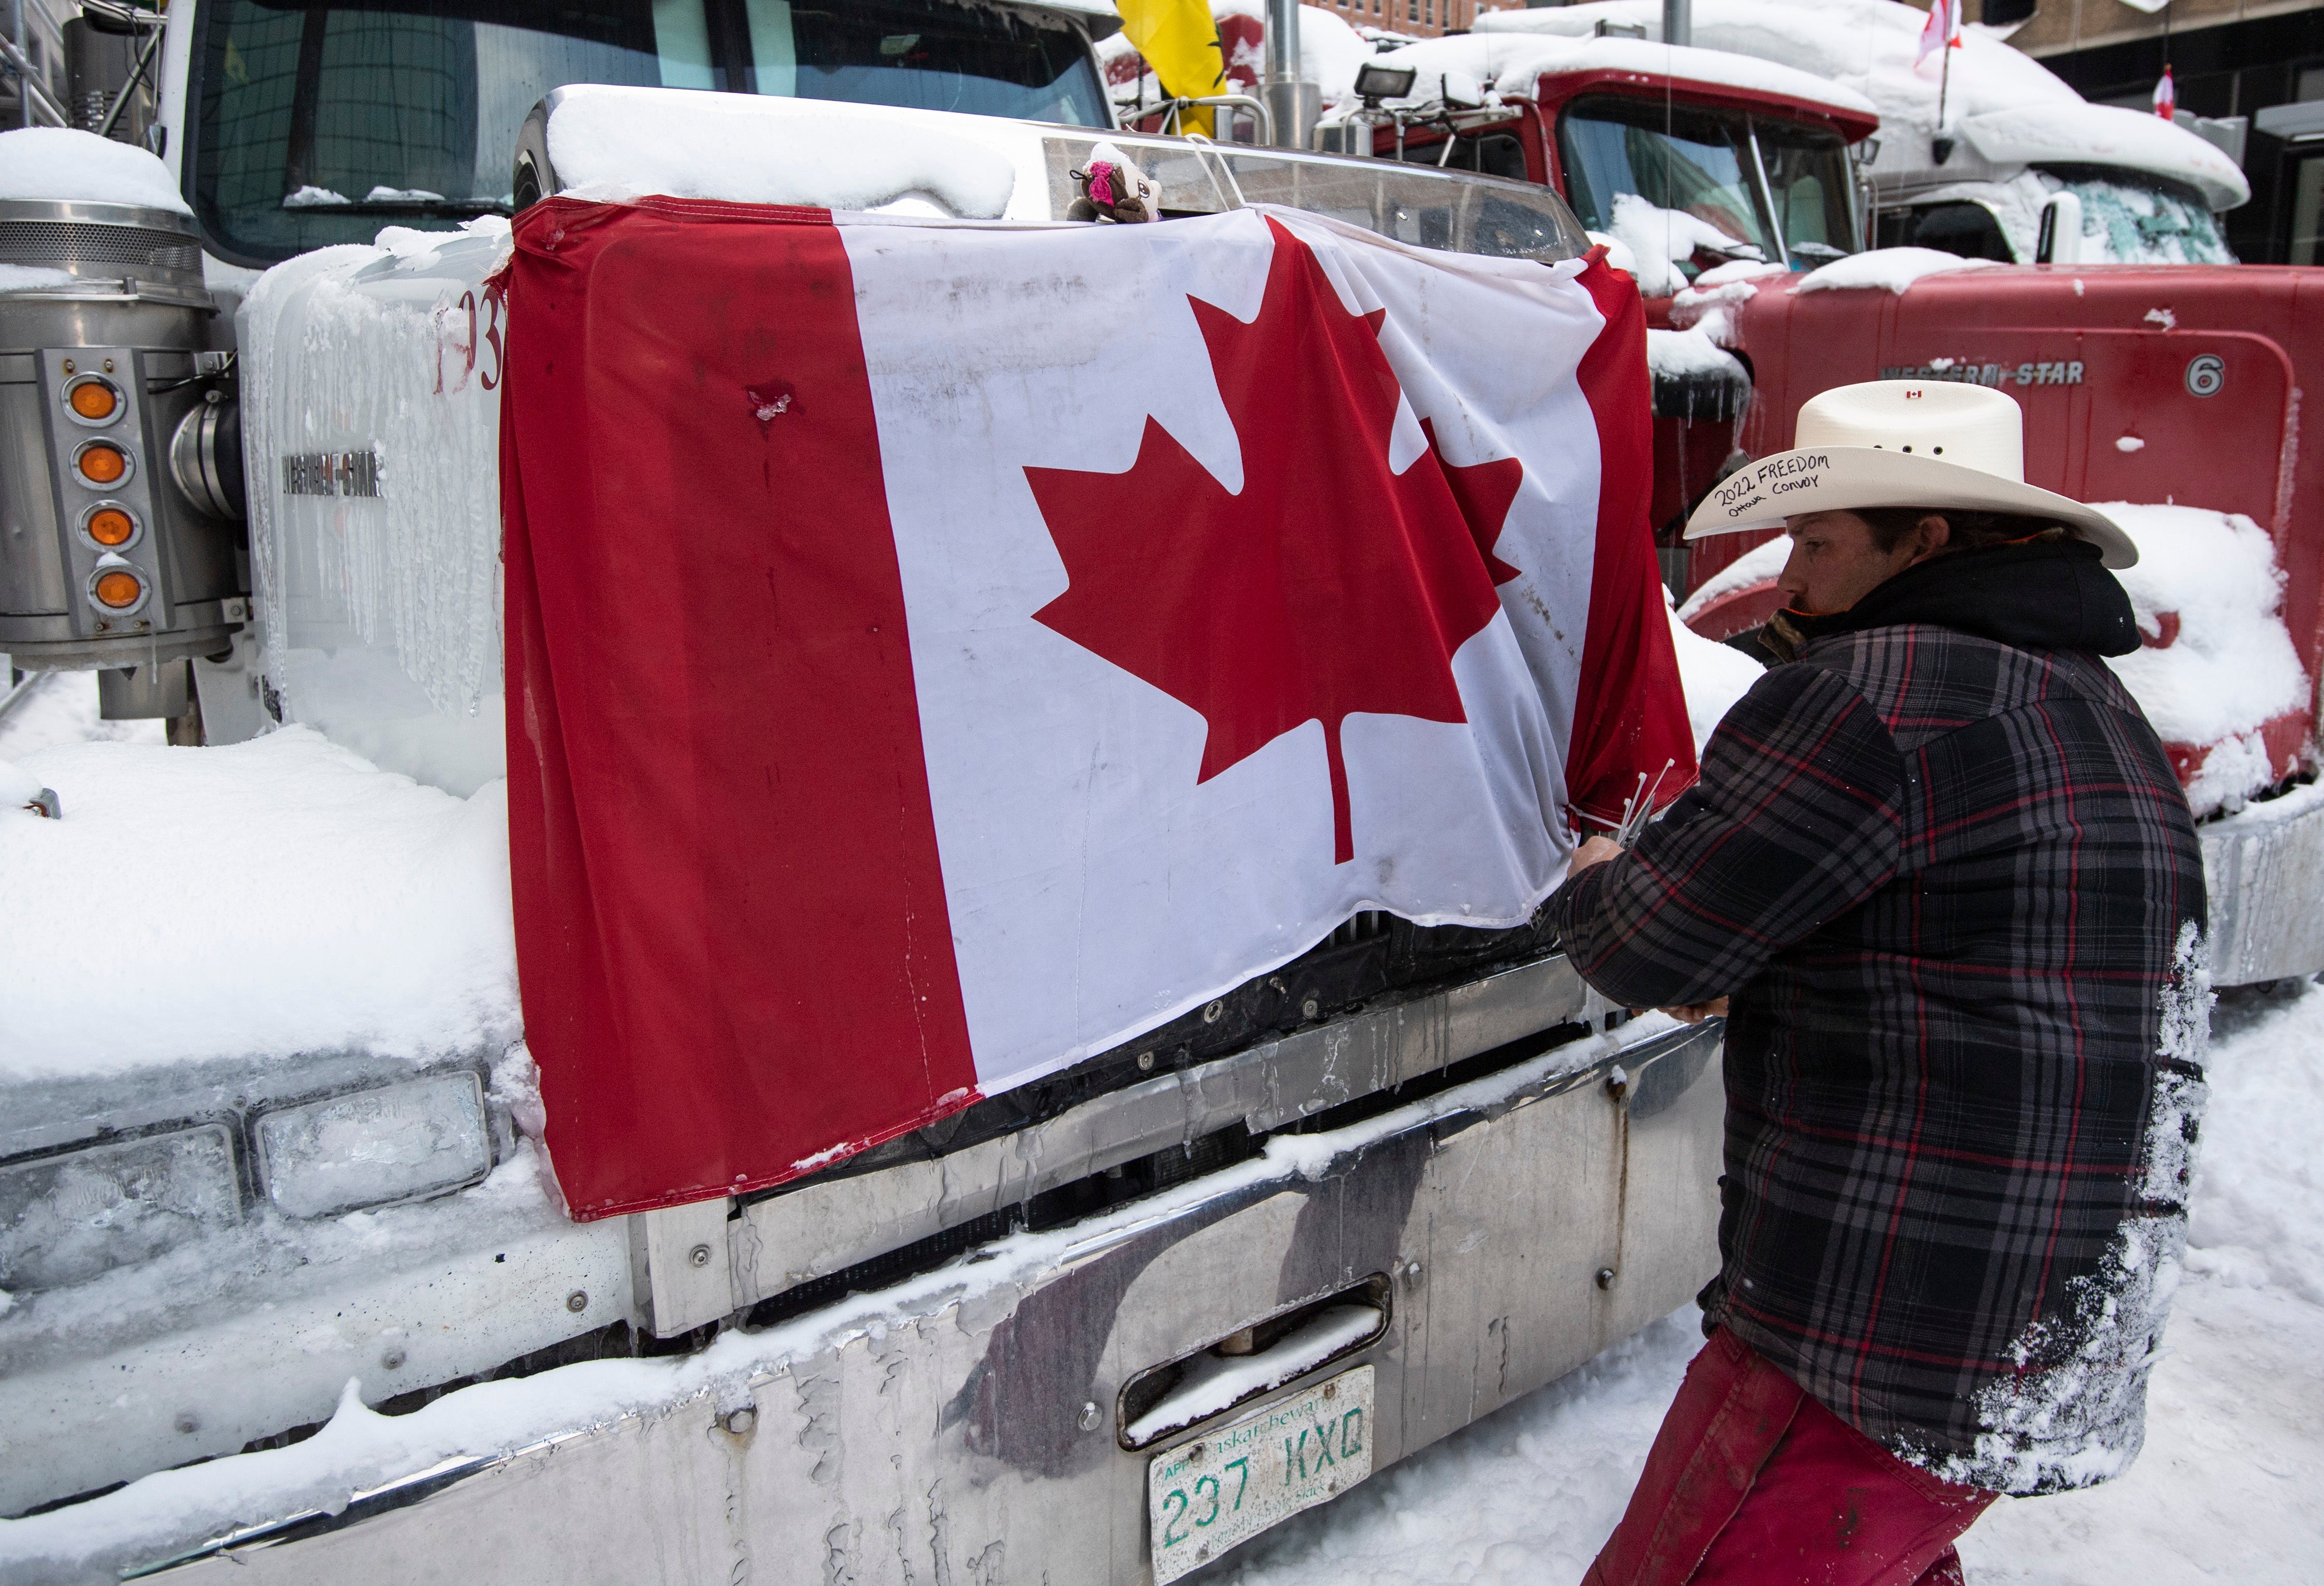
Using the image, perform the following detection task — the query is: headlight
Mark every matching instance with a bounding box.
[0,1125,241,1293]
[254,1072,493,1219]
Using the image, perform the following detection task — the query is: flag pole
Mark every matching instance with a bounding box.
[1933,0,1955,164]
[1936,0,1952,133]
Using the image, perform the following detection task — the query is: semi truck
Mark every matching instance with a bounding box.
[0,3,1719,1582]
[1269,17,2324,987]
[3,0,2315,1577]
[1473,0,2252,267]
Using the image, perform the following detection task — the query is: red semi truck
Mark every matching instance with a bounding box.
[1236,26,2324,988]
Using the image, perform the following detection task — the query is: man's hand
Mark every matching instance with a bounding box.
[1565,836,1726,1023]
[1569,834,1624,877]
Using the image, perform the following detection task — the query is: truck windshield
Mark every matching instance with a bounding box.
[2036,166,2234,265]
[191,0,1107,265]
[1556,95,1856,279]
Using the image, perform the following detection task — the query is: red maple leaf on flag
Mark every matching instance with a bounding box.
[1027,216,1525,865]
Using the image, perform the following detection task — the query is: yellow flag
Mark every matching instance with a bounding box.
[1117,0,1225,137]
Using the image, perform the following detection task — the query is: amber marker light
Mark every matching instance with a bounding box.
[76,442,130,486]
[67,377,121,424]
[92,568,145,610]
[84,506,136,548]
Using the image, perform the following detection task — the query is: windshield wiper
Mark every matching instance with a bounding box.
[279,197,513,217]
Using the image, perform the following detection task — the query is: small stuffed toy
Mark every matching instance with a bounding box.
[1068,141,1154,224]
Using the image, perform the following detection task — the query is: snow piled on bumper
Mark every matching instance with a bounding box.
[0,727,517,1082]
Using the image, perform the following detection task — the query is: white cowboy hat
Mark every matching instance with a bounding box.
[1682,381,2137,570]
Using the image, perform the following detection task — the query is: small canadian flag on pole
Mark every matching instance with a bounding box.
[2153,65,2177,119]
[1916,0,1961,67]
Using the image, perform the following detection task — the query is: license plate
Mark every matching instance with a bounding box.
[1146,1364,1375,1583]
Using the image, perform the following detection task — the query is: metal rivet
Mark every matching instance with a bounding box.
[1606,1073,1629,1100]
[1197,1546,1210,1562]
[103,358,116,374]
[381,1346,406,1371]
[1188,1443,1205,1461]
[1080,1401,1102,1432]
[174,1413,199,1434]
[1202,999,1224,1024]
[1136,1050,1154,1071]
[1402,1261,1424,1290]
[1302,998,1320,1020]
[723,1407,756,1435]
[62,359,75,374]
[1596,1267,1618,1290]
[688,1243,713,1269]
[1323,1382,1337,1400]
[567,1289,588,1313]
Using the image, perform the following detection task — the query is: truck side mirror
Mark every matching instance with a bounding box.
[2037,192,2084,266]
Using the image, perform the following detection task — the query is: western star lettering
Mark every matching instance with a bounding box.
[1878,359,2085,388]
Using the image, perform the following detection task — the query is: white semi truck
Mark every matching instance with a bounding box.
[0,4,1724,1581]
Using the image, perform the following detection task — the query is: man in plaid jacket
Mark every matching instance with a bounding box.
[1553,383,2208,1586]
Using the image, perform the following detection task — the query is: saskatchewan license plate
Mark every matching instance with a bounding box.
[1146,1364,1375,1583]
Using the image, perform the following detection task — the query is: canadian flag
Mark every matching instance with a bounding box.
[1916,0,1961,67]
[2153,66,2177,119]
[500,197,1691,1217]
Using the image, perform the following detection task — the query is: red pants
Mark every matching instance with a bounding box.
[1586,1329,1995,1586]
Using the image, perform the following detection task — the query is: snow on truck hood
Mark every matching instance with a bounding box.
[1671,507,2307,820]
[1476,0,2247,210]
[0,729,517,1083]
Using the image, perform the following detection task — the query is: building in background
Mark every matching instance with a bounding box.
[1983,0,2324,261]
[1308,0,1531,42]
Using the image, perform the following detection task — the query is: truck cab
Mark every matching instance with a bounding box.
[1472,0,2252,269]
[1293,30,1875,587]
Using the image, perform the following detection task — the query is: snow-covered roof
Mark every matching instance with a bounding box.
[1959,104,2246,209]
[1476,0,2248,209]
[1355,31,1876,125]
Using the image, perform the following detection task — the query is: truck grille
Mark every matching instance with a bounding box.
[0,220,203,280]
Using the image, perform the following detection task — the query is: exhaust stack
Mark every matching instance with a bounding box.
[1262,0,1320,149]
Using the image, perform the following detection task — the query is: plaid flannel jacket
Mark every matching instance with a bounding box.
[1549,616,2206,1493]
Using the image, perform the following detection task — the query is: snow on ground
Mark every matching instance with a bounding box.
[0,722,516,1081]
[1203,976,2324,1585]
[0,670,163,758]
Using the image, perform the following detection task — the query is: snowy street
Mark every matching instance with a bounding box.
[1205,979,2324,1586]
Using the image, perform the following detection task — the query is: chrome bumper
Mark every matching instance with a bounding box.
[17,1018,1724,1586]
[2200,781,2324,986]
